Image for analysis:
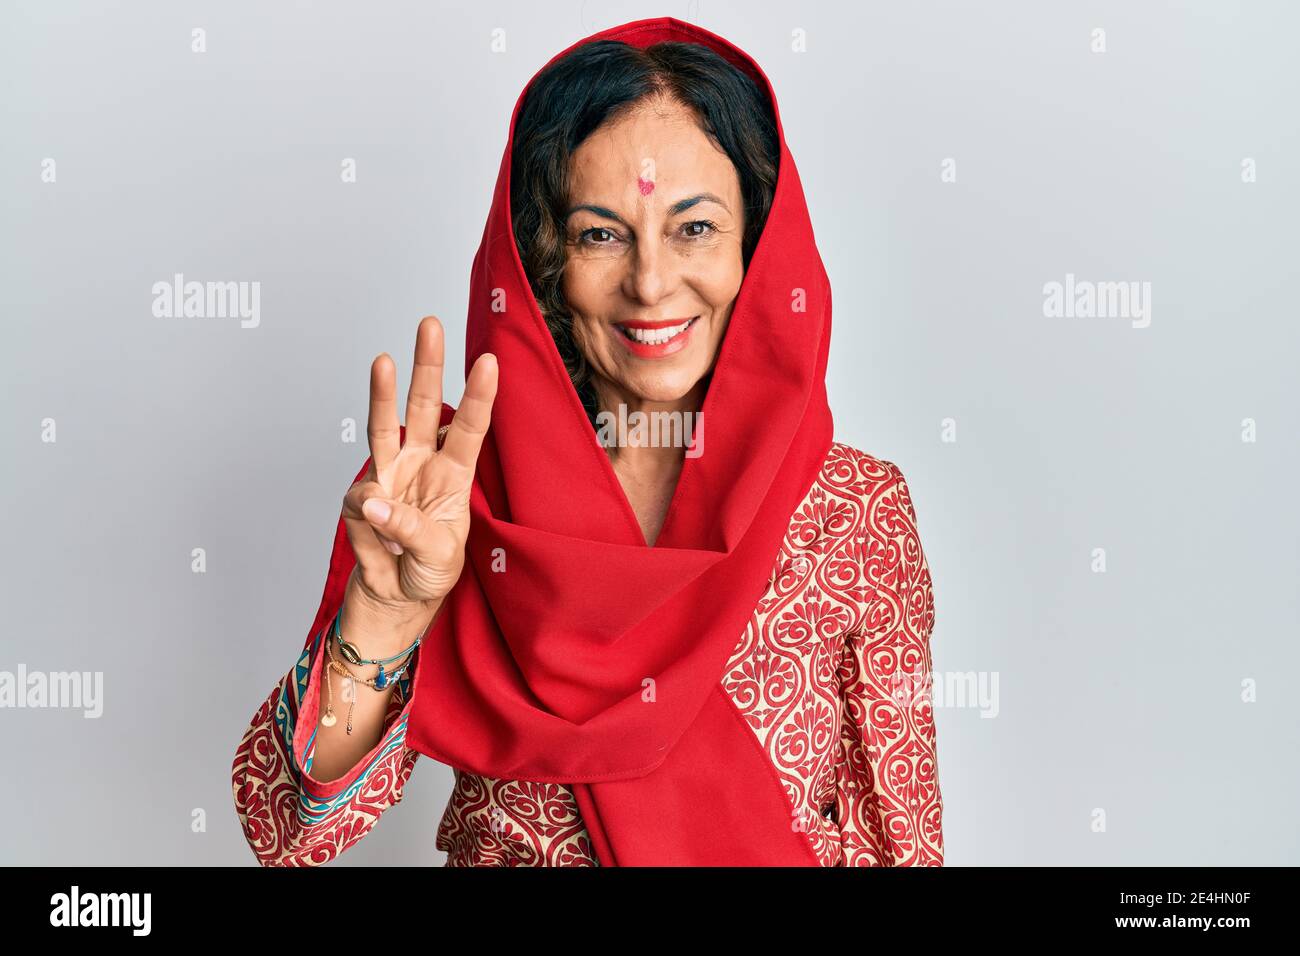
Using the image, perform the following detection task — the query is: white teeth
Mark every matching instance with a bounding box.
[620,319,693,345]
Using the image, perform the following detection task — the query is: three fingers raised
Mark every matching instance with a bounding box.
[355,318,498,560]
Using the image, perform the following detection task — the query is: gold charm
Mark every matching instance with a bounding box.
[321,709,337,727]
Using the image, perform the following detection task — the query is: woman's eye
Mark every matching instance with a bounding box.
[579,227,616,244]
[680,220,717,239]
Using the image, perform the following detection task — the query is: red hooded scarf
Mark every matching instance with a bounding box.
[306,16,834,865]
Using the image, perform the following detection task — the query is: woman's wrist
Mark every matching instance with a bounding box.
[340,569,440,661]
[345,565,438,620]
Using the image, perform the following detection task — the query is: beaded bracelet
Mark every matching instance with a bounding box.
[321,625,418,734]
[332,600,423,682]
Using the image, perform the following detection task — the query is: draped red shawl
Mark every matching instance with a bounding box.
[306,16,834,865]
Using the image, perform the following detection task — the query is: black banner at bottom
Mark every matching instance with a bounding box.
[2,865,1287,940]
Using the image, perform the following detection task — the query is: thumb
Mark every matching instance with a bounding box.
[361,497,427,555]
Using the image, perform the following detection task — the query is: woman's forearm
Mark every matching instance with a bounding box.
[307,575,440,782]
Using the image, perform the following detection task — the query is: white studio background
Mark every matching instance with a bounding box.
[1,0,1296,866]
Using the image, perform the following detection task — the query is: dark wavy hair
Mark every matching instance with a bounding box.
[510,40,780,426]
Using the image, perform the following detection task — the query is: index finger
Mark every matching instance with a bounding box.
[367,353,401,477]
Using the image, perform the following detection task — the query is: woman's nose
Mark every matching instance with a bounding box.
[623,239,676,306]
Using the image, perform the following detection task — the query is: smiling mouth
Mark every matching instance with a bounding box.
[615,317,698,346]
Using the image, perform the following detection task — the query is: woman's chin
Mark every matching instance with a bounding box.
[608,370,704,406]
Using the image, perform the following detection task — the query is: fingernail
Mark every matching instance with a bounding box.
[383,538,404,555]
[363,499,391,523]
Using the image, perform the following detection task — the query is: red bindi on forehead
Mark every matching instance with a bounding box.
[637,176,655,195]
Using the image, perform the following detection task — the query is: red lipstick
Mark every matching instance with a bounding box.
[612,317,699,358]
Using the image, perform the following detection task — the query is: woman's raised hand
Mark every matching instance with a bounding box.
[341,315,498,614]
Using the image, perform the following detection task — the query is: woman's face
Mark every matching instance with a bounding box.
[562,96,746,408]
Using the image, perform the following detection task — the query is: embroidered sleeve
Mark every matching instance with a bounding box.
[231,621,421,866]
[835,460,944,866]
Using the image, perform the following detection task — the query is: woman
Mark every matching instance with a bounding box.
[232,16,942,867]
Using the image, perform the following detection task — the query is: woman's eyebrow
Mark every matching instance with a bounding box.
[565,203,627,224]
[564,192,730,223]
[668,192,730,215]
